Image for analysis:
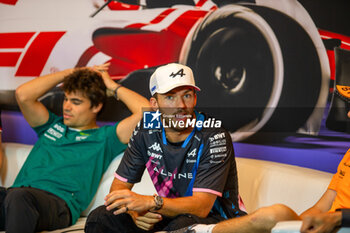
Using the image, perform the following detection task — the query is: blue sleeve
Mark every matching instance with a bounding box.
[193,129,235,194]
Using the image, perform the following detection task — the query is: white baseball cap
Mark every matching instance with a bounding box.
[149,63,200,96]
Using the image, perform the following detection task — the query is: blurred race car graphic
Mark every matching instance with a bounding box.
[0,0,349,141]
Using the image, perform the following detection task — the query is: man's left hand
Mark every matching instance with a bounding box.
[129,211,162,231]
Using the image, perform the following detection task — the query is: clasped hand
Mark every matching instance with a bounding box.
[104,189,162,231]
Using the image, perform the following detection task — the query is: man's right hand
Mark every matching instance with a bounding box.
[129,211,162,231]
[300,212,341,233]
[92,63,119,97]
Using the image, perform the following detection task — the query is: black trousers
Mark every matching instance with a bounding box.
[0,187,71,233]
[85,205,225,233]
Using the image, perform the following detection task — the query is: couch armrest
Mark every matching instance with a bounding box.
[0,142,32,187]
[271,221,350,233]
[82,153,156,216]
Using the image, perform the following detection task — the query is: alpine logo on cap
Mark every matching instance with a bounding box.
[169,68,185,78]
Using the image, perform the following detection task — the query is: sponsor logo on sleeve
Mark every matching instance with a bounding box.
[210,146,227,154]
[210,139,226,147]
[209,132,225,142]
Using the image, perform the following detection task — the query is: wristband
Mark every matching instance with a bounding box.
[336,209,350,227]
[113,85,122,100]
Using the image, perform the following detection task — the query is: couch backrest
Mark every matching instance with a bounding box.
[236,157,333,214]
[0,142,156,216]
[1,143,334,216]
[1,142,32,186]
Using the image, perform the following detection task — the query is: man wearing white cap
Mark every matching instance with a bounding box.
[163,87,350,233]
[85,63,247,232]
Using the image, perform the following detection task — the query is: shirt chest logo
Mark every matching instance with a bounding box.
[148,142,163,152]
[75,132,90,141]
[340,170,345,176]
[44,124,65,141]
[147,142,163,160]
[187,148,197,158]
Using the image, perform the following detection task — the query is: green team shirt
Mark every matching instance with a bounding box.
[12,111,127,224]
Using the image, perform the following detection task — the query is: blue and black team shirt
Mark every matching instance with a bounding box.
[115,112,247,219]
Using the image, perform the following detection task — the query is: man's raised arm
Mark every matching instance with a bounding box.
[15,69,73,127]
[114,85,150,144]
[93,63,150,144]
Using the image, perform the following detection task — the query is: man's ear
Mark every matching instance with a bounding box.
[150,97,159,111]
[92,103,103,114]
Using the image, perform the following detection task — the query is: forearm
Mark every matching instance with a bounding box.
[110,177,134,193]
[156,196,212,218]
[300,206,324,218]
[116,86,150,114]
[114,86,150,143]
[96,65,149,115]
[301,189,336,218]
[15,68,74,127]
[107,178,215,218]
[16,68,73,104]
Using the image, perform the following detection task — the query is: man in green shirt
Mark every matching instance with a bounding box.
[0,63,149,233]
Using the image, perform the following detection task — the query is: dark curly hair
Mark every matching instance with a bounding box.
[62,68,106,108]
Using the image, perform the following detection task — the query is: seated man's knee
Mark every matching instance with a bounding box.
[268,204,299,221]
[85,206,130,233]
[85,206,110,233]
[250,204,299,230]
[4,188,33,207]
[86,205,109,223]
